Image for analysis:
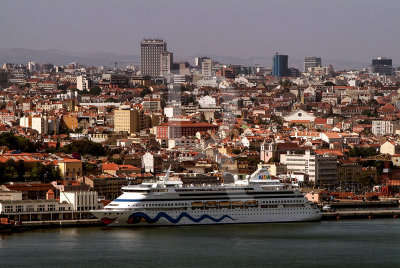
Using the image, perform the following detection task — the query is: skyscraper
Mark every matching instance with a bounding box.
[141,39,167,77]
[0,70,8,88]
[201,58,212,78]
[160,51,173,76]
[304,57,321,72]
[195,57,208,67]
[272,53,288,77]
[371,57,393,75]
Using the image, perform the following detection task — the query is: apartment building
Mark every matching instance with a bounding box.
[372,120,399,136]
[114,105,146,134]
[280,150,337,186]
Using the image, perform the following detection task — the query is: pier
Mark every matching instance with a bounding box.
[322,209,400,220]
[20,218,102,228]
[1,219,101,233]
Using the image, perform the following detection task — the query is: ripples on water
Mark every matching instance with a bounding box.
[1,219,400,267]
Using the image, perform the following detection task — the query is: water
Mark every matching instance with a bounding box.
[1,219,400,267]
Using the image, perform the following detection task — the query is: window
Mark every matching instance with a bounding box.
[4,206,13,213]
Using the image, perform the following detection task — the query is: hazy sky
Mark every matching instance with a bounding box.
[1,0,399,65]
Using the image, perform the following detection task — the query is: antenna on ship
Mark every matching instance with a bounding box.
[165,166,171,182]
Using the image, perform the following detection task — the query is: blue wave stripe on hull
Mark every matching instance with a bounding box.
[127,212,235,224]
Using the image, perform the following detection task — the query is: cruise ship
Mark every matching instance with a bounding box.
[90,168,322,226]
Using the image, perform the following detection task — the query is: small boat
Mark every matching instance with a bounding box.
[191,202,204,208]
[232,201,244,207]
[205,201,217,208]
[245,200,258,207]
[219,201,231,208]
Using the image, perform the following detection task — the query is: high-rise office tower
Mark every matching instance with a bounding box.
[304,57,321,72]
[0,70,8,88]
[160,51,173,76]
[195,57,208,67]
[272,53,288,77]
[141,39,167,77]
[371,57,393,75]
[27,61,39,72]
[201,58,212,77]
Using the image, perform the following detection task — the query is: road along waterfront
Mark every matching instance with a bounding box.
[1,219,400,267]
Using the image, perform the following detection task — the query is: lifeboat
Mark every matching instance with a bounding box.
[245,200,258,207]
[205,201,217,208]
[219,201,231,208]
[191,202,204,208]
[232,201,244,207]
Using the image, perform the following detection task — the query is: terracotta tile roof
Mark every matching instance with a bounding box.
[323,132,342,139]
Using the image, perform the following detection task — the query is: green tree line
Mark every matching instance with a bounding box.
[0,132,39,152]
[0,160,60,184]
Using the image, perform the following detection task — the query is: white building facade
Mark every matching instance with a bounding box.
[280,151,337,186]
[60,191,102,211]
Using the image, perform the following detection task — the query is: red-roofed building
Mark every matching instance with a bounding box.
[156,121,219,147]
[0,154,41,168]
[102,163,141,175]
[378,103,397,116]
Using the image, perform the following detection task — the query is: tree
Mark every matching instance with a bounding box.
[109,158,123,165]
[357,169,377,188]
[30,163,60,182]
[105,97,118,102]
[89,86,102,95]
[83,162,99,176]
[324,81,336,86]
[58,84,67,91]
[270,115,283,126]
[362,110,372,116]
[347,147,378,158]
[140,87,152,97]
[3,159,18,180]
[0,132,39,152]
[62,139,106,156]
[15,160,26,180]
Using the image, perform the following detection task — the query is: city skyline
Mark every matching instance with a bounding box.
[0,0,399,67]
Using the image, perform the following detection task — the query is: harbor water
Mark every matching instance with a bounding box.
[1,219,400,267]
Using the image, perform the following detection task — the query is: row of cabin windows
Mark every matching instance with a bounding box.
[261,200,304,204]
[130,200,304,207]
[134,203,187,207]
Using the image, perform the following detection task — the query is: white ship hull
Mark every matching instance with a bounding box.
[92,204,322,226]
[91,168,322,227]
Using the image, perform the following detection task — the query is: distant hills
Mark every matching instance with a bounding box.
[0,48,140,67]
[0,48,370,70]
[192,55,370,71]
